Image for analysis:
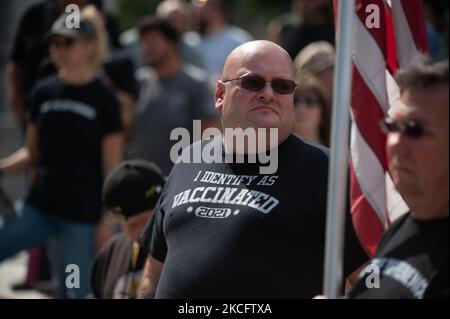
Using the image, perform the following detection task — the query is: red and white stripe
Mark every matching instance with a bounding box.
[338,0,428,256]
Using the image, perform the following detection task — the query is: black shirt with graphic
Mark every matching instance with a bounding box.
[27,75,123,223]
[142,135,368,298]
[91,232,148,299]
[349,214,449,299]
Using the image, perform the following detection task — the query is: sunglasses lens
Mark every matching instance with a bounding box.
[295,95,320,105]
[272,80,296,94]
[240,76,266,91]
[405,121,424,138]
[380,118,424,138]
[380,118,394,134]
[50,37,76,47]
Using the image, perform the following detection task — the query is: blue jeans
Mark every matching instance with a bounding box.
[0,204,96,299]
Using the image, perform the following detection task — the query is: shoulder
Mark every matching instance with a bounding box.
[287,134,329,163]
[30,74,60,97]
[97,232,132,259]
[135,66,158,83]
[376,213,410,252]
[90,78,119,102]
[169,137,220,173]
[182,64,209,84]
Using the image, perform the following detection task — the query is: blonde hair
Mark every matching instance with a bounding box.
[81,5,109,70]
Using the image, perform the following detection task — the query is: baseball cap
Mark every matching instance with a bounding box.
[102,160,165,219]
[47,13,96,40]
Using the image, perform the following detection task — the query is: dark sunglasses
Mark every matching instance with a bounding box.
[379,117,425,138]
[223,75,297,95]
[49,37,77,48]
[294,95,321,106]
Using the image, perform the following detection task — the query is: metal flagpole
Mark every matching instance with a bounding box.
[323,0,355,298]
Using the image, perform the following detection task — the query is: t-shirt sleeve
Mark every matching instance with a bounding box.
[99,89,123,136]
[142,191,168,263]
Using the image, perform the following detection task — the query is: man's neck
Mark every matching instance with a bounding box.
[221,128,289,155]
[59,65,96,85]
[294,127,321,145]
[153,57,183,79]
[409,201,449,221]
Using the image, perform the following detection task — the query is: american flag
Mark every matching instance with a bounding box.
[346,0,428,256]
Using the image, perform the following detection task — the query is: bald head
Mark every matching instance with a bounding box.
[222,40,295,80]
[215,40,296,146]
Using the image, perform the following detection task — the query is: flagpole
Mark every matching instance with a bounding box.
[323,0,355,298]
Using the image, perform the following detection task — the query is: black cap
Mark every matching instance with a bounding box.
[102,160,165,218]
[47,13,96,40]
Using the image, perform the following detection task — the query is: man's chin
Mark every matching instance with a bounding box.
[248,115,280,129]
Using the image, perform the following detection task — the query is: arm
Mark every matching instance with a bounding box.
[95,132,124,251]
[115,89,134,140]
[6,61,26,125]
[139,256,164,299]
[0,147,30,175]
[0,123,39,175]
[101,132,123,176]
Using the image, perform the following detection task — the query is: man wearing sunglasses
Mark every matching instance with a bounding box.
[349,57,448,299]
[140,40,367,299]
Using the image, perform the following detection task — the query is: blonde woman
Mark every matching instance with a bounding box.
[0,10,123,298]
[293,78,331,147]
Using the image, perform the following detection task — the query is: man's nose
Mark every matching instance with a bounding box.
[256,82,275,100]
[387,131,410,158]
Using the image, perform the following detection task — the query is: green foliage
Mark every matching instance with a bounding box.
[116,0,291,36]
[118,0,160,31]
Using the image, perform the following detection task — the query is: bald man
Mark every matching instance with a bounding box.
[139,41,367,299]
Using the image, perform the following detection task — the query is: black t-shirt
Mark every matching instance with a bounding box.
[142,135,367,298]
[10,1,59,96]
[91,232,148,299]
[349,214,449,299]
[27,75,123,223]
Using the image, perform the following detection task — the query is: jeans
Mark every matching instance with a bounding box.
[0,204,96,298]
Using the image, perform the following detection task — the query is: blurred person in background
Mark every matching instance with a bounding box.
[90,160,165,299]
[195,0,253,86]
[130,17,217,176]
[156,0,204,69]
[293,78,331,147]
[7,0,122,129]
[266,0,335,60]
[0,9,123,298]
[294,41,335,106]
[349,57,448,299]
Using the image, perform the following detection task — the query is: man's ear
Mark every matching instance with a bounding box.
[215,81,225,111]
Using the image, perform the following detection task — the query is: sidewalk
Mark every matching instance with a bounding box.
[0,252,51,299]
